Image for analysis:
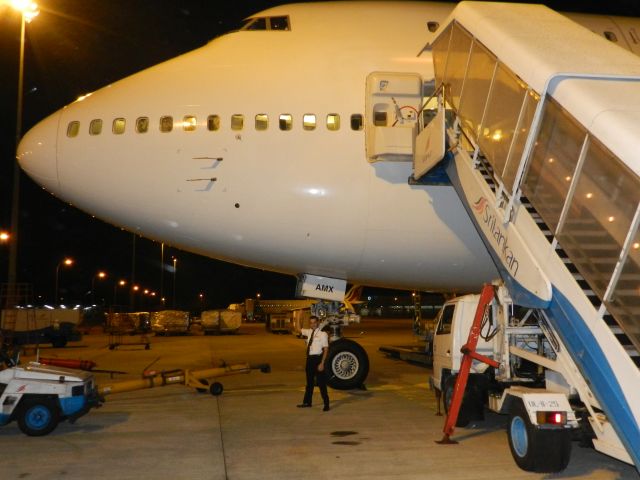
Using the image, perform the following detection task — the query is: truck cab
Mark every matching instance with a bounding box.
[431,294,495,394]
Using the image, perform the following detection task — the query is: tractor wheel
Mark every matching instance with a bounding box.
[17,398,60,436]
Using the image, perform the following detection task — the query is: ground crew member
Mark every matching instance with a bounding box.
[297,316,330,411]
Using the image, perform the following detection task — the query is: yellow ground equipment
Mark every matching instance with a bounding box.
[98,362,270,397]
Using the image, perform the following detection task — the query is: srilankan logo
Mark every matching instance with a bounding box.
[473,196,519,277]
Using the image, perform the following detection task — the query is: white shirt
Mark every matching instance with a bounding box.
[301,328,329,355]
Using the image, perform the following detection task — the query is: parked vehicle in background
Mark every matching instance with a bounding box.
[106,312,150,334]
[1,309,82,348]
[150,310,190,335]
[201,309,242,334]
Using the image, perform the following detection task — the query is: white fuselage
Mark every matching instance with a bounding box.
[18,2,637,292]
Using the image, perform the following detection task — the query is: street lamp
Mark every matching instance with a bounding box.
[91,271,107,304]
[172,257,177,308]
[112,279,126,306]
[7,0,39,289]
[0,231,10,243]
[54,257,73,305]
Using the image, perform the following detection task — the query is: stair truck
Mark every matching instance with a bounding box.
[431,283,636,473]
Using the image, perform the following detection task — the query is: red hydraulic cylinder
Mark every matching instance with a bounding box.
[437,284,500,444]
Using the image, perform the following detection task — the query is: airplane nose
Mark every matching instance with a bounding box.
[17,110,61,192]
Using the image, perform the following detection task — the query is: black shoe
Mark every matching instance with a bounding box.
[297,403,311,408]
[323,405,330,412]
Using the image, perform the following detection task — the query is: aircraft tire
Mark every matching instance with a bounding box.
[507,399,571,472]
[326,339,369,390]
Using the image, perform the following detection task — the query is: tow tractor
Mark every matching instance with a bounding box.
[0,361,100,436]
[0,349,270,436]
[431,282,633,473]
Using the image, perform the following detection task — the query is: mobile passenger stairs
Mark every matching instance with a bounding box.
[387,2,640,473]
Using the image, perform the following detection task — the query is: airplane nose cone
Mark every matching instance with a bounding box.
[17,110,61,192]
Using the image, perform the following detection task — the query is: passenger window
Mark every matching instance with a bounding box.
[350,114,363,131]
[160,116,173,133]
[427,21,440,33]
[136,117,149,134]
[326,113,340,131]
[435,305,455,335]
[303,114,316,131]
[374,111,387,126]
[255,114,268,131]
[279,114,292,131]
[231,114,244,131]
[67,121,80,138]
[207,115,220,131]
[604,31,618,42]
[113,118,126,135]
[269,16,290,31]
[183,115,197,132]
[89,119,103,136]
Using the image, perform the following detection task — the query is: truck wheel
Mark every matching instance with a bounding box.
[507,399,572,472]
[442,375,471,427]
[326,339,369,390]
[17,399,60,436]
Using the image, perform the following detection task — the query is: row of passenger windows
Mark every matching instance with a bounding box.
[66,113,365,137]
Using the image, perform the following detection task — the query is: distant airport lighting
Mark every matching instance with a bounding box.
[144,289,149,294]
[10,0,39,22]
[119,279,126,286]
[64,258,73,266]
[97,271,106,279]
[133,285,140,291]
[0,231,9,242]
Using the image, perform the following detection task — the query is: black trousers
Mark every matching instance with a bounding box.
[303,354,329,407]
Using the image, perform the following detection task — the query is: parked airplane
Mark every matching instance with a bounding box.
[18,1,640,296]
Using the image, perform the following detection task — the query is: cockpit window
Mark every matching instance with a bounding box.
[269,16,290,31]
[241,16,290,31]
[243,18,267,30]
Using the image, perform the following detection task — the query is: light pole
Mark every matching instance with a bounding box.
[7,1,39,291]
[91,271,106,304]
[172,257,177,308]
[54,257,73,305]
[112,279,126,306]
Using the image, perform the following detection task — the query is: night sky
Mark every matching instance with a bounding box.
[1,0,640,311]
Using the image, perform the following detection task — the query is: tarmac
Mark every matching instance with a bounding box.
[0,318,638,480]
